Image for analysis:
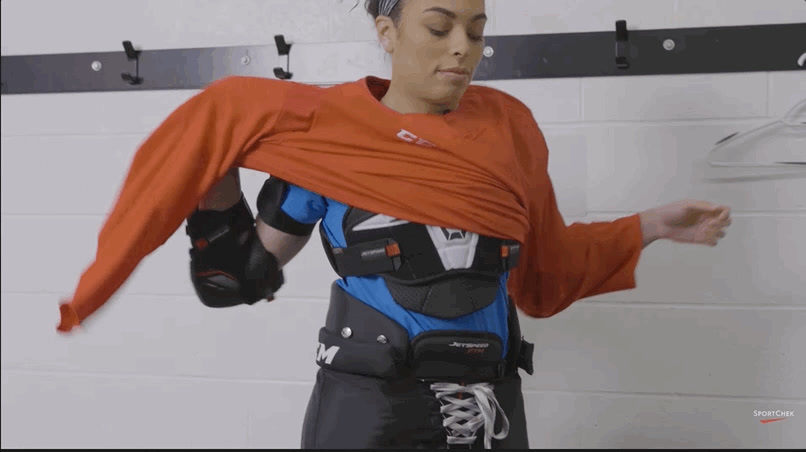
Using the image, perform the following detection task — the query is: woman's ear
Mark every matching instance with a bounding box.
[375,17,395,54]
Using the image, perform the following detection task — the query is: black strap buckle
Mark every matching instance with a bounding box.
[327,238,402,278]
[501,242,522,271]
[185,222,231,253]
[497,361,507,379]
[319,222,403,278]
[517,338,535,375]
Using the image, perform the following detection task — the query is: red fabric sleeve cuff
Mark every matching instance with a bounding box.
[57,302,80,333]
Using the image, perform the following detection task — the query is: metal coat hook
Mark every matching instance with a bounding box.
[121,40,143,85]
[273,35,293,80]
[615,20,630,69]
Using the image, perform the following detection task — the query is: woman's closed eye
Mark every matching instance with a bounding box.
[429,28,484,42]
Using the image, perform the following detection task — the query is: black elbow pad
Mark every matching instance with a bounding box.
[189,231,284,308]
[186,195,285,308]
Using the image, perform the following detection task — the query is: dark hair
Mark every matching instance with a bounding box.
[352,0,407,28]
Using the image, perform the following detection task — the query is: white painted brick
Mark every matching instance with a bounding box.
[582,214,806,305]
[675,0,806,27]
[0,91,197,136]
[281,41,390,84]
[473,79,581,123]
[1,292,328,382]
[1,216,99,295]
[244,381,314,448]
[0,136,144,215]
[768,71,806,118]
[583,73,768,121]
[490,0,675,36]
[517,304,806,399]
[0,370,252,448]
[523,391,806,448]
[586,122,806,211]
[0,0,370,55]
[541,128,588,219]
[328,0,402,43]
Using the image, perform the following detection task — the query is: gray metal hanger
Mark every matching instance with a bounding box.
[707,98,806,168]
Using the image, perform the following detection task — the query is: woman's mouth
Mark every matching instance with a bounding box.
[438,71,469,82]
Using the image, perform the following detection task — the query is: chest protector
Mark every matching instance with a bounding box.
[319,206,521,319]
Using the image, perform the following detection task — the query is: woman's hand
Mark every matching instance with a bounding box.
[643,200,732,247]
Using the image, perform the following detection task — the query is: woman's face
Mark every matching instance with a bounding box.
[377,0,487,110]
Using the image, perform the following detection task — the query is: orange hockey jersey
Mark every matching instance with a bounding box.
[56,75,643,332]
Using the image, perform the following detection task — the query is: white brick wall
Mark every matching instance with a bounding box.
[2,0,805,448]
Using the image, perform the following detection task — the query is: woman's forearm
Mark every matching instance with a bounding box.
[198,167,242,211]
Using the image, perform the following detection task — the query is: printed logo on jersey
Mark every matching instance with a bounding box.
[316,342,340,365]
[397,129,437,148]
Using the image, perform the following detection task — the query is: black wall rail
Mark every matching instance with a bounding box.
[1,23,803,95]
[473,22,805,80]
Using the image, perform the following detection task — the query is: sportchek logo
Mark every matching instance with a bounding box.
[316,343,340,365]
[754,410,795,424]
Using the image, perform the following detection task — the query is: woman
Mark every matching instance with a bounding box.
[56,0,733,448]
[186,0,732,448]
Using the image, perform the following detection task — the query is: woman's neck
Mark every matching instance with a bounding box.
[380,83,455,115]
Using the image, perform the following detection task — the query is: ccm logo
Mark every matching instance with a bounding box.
[397,129,437,148]
[316,343,340,365]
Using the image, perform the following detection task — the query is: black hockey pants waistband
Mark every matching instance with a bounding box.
[314,282,534,383]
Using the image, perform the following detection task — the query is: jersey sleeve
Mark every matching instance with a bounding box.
[57,76,314,332]
[506,109,644,318]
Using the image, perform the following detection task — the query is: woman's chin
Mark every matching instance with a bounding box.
[430,84,466,103]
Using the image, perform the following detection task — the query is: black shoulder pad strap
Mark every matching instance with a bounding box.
[256,177,317,237]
